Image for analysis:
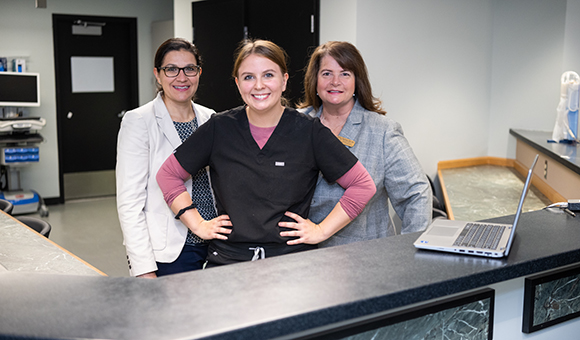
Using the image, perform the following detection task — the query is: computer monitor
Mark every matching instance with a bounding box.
[0,72,40,107]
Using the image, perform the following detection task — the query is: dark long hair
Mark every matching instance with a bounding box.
[298,41,385,114]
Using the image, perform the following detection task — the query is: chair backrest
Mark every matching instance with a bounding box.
[0,199,14,215]
[426,174,448,216]
[17,216,51,238]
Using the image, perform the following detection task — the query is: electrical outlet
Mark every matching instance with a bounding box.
[568,199,580,211]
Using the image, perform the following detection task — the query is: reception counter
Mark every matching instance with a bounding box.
[510,128,580,202]
[1,209,579,339]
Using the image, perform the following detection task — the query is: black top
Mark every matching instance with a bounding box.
[174,106,358,262]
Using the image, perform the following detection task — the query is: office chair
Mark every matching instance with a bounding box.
[0,199,14,215]
[427,175,448,220]
[17,216,51,238]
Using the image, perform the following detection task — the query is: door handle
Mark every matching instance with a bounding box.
[117,110,126,118]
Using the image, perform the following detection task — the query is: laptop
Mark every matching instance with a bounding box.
[414,154,539,258]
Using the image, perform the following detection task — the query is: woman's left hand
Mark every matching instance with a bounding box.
[279,211,327,245]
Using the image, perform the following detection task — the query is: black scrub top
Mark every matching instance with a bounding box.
[174,106,358,262]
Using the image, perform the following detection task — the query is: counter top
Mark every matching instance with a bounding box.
[510,128,580,175]
[1,209,579,339]
[0,212,103,276]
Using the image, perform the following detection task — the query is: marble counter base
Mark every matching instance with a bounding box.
[534,273,580,326]
[341,291,492,340]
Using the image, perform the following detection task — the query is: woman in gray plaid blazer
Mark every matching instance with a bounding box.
[298,41,432,247]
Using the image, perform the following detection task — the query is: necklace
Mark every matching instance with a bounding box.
[320,112,348,135]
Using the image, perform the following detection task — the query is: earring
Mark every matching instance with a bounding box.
[316,93,319,96]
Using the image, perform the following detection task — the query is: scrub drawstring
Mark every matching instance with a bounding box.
[249,246,265,261]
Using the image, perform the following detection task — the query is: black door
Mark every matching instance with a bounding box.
[53,14,138,201]
[193,0,245,111]
[245,0,319,107]
[192,0,319,112]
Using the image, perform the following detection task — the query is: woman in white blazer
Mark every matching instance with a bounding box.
[116,38,216,278]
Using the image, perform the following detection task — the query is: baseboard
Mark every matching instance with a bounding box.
[44,197,61,206]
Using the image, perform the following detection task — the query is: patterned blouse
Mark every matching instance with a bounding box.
[173,118,217,245]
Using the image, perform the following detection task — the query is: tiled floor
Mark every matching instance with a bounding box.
[28,196,130,277]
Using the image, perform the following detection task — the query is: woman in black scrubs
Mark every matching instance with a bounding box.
[156,39,376,267]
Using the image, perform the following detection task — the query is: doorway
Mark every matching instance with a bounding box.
[192,0,319,112]
[52,14,139,202]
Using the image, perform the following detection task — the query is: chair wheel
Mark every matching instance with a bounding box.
[39,205,49,217]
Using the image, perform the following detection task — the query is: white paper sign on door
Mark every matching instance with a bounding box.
[70,56,114,93]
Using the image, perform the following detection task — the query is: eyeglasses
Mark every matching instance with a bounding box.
[158,65,201,77]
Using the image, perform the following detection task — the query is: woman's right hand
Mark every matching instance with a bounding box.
[181,211,232,240]
[137,272,157,279]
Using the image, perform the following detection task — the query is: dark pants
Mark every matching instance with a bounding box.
[156,243,208,276]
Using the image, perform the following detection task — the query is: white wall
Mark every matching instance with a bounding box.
[320,0,357,44]
[174,0,194,41]
[356,0,493,178]
[564,0,580,72]
[488,0,567,158]
[0,0,173,199]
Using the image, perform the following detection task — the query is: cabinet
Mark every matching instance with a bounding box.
[510,129,580,202]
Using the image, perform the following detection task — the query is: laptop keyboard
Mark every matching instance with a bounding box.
[452,223,506,250]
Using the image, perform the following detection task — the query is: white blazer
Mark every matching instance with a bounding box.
[116,93,215,276]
